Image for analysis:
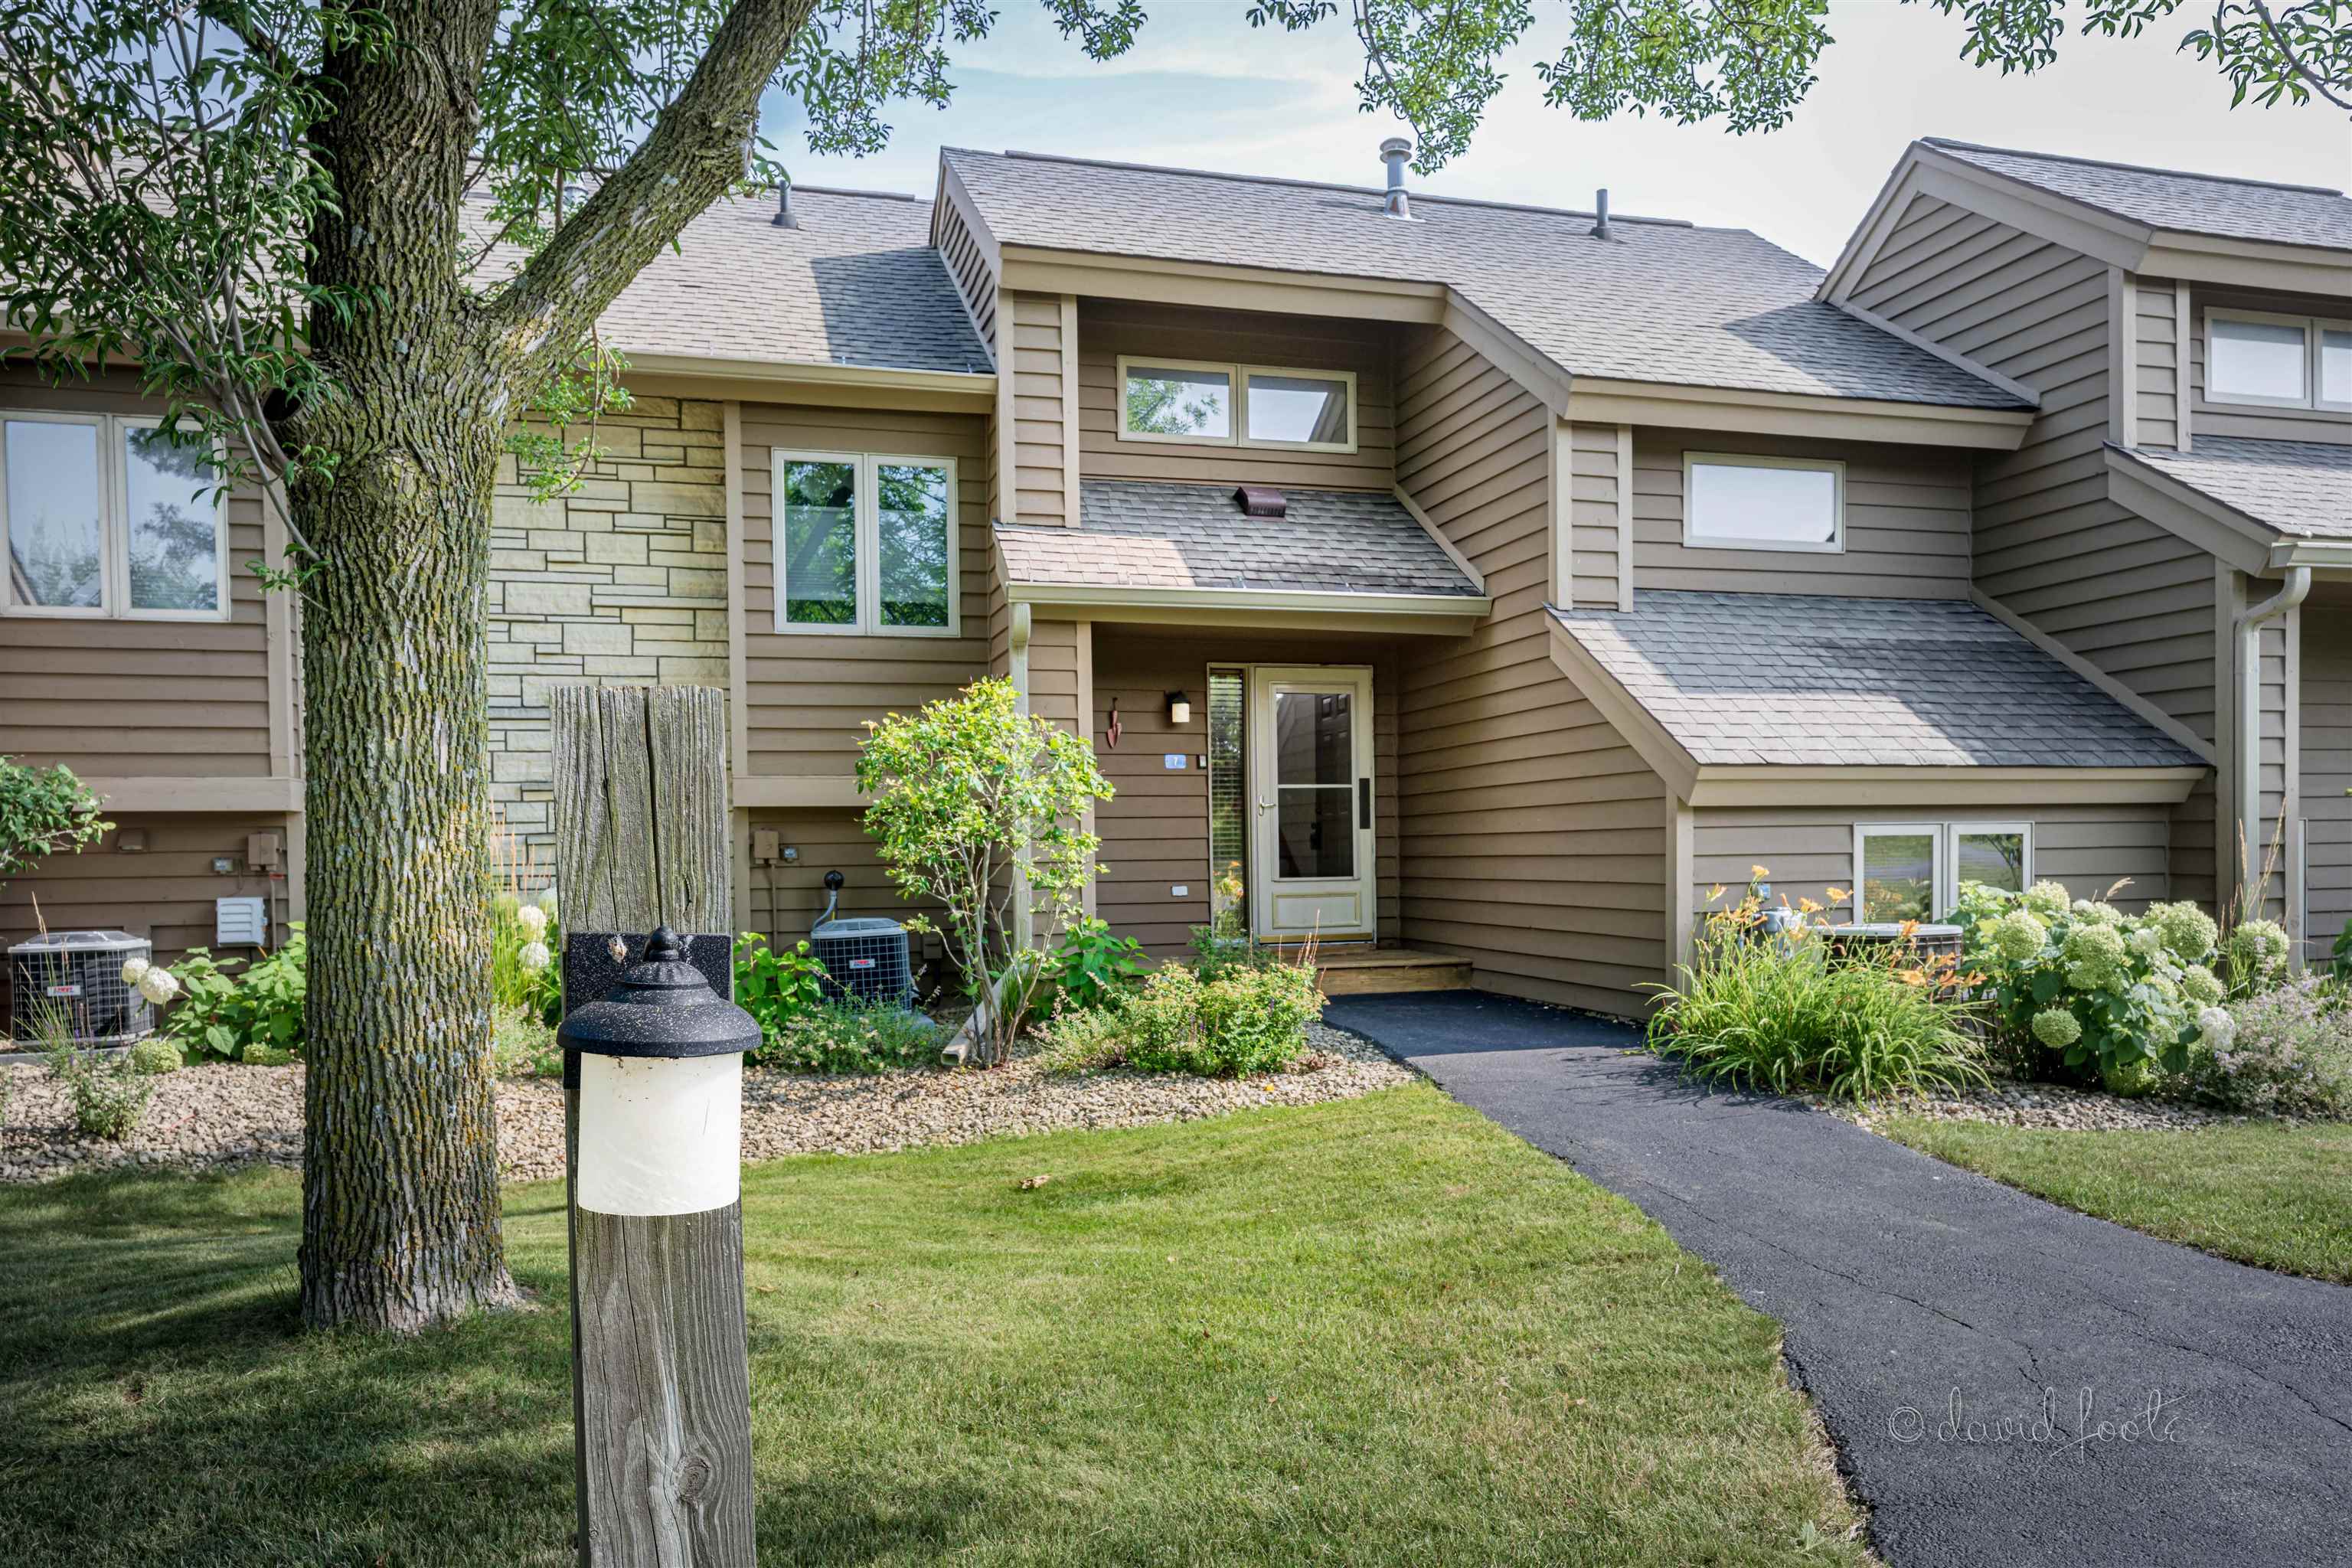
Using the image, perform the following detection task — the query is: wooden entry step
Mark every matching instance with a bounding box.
[1272,944,1473,997]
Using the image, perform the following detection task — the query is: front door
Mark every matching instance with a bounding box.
[1248,665,1375,942]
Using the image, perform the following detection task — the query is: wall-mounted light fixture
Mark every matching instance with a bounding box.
[1166,691,1192,727]
[558,926,760,1217]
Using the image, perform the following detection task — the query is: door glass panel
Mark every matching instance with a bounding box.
[1273,690,1351,785]
[123,426,220,612]
[1860,832,1936,923]
[1276,789,1354,880]
[1953,831,2026,898]
[779,458,856,626]
[6,418,103,609]
[1207,670,1247,926]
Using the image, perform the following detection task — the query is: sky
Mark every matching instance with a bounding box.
[760,0,2352,267]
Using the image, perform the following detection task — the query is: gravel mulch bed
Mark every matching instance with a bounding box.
[1828,1081,2236,1134]
[1,1020,1413,1184]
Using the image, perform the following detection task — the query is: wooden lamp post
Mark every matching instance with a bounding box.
[551,686,755,1568]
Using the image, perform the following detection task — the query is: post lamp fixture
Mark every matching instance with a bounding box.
[559,926,761,1217]
[1165,690,1192,727]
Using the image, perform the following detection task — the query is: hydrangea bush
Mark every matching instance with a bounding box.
[1952,880,2223,1091]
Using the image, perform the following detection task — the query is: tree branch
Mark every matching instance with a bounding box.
[482,0,815,390]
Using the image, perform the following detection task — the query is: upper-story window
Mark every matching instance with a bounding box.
[1682,453,1844,553]
[771,449,958,636]
[1117,358,1357,453]
[3,411,227,620]
[2207,309,2352,410]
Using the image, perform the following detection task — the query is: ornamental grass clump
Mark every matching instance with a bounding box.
[1952,882,2225,1094]
[1646,881,1987,1102]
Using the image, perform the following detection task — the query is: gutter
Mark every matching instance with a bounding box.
[2233,567,2310,916]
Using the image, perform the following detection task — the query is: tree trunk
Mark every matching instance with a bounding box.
[292,0,520,1331]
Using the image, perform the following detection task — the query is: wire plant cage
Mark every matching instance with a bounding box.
[8,931,155,1045]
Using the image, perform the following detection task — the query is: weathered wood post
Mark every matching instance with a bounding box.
[551,685,754,1568]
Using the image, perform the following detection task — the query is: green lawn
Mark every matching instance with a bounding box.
[1878,1116,2352,1283]
[0,1086,1862,1566]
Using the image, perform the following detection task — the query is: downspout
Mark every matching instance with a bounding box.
[2232,567,2309,920]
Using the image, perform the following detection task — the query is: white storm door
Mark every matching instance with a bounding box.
[1248,665,1375,940]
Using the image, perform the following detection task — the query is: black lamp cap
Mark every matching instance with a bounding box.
[557,926,762,1060]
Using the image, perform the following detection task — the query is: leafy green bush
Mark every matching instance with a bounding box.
[760,999,939,1073]
[126,1039,181,1075]
[42,1031,153,1139]
[734,931,830,1047]
[1648,892,1986,1101]
[1039,959,1324,1078]
[1044,917,1145,1014]
[158,926,307,1061]
[2183,973,2352,1119]
[490,1008,562,1080]
[0,755,111,893]
[1952,882,2223,1089]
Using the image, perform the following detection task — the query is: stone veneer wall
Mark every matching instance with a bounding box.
[487,395,730,874]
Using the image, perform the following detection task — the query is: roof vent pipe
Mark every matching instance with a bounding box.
[1380,137,1413,219]
[1591,188,1611,240]
[772,181,797,229]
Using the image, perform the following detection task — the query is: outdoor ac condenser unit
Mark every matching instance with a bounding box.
[809,916,913,1008]
[8,931,154,1045]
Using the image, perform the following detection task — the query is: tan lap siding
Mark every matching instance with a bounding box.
[1630,430,1973,597]
[1090,629,1400,957]
[1009,293,1069,525]
[2,813,291,1027]
[2300,605,2351,961]
[1693,805,2173,924]
[2132,277,2183,449]
[1076,301,1395,492]
[1395,326,1666,1014]
[0,368,274,779]
[739,402,991,777]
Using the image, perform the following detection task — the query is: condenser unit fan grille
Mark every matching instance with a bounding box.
[9,931,155,1044]
[810,917,913,1007]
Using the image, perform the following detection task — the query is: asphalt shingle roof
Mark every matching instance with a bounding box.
[592,188,992,374]
[1552,593,2203,769]
[2117,437,2352,541]
[944,149,2027,410]
[995,480,1482,597]
[1927,139,2352,254]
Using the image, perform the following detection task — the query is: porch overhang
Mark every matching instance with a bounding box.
[1004,580,1490,636]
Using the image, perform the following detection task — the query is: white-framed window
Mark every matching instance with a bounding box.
[770,449,958,636]
[3,411,228,620]
[1853,821,2032,923]
[2205,308,2352,411]
[1682,452,1844,553]
[1116,357,1357,453]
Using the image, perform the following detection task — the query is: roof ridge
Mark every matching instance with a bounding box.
[1922,136,2344,200]
[945,145,1696,228]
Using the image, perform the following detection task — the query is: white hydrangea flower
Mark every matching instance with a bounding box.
[121,956,150,986]
[515,903,548,939]
[535,886,559,916]
[2196,1005,2234,1050]
[137,966,181,1005]
[518,940,551,972]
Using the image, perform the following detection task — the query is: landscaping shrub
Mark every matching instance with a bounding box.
[2183,973,2352,1119]
[490,1008,562,1080]
[126,1039,181,1075]
[734,931,830,1043]
[43,1031,153,1139]
[155,926,307,1061]
[0,754,110,894]
[1039,959,1325,1078]
[760,998,939,1073]
[1951,882,2223,1093]
[1044,916,1146,1014]
[1648,914,1988,1101]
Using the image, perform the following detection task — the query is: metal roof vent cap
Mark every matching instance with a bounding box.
[1234,485,1286,518]
[1590,188,1612,240]
[772,181,797,229]
[1380,137,1415,220]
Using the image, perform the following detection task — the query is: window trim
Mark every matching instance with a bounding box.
[1,409,230,622]
[1114,355,1359,454]
[1851,820,2034,922]
[1681,451,1846,555]
[769,447,960,639]
[2203,306,2352,412]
